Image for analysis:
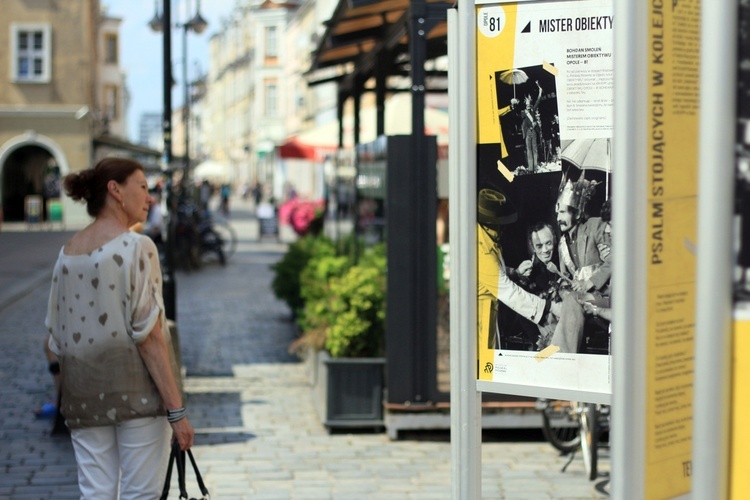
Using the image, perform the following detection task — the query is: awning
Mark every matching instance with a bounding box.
[277,138,338,161]
[277,94,449,160]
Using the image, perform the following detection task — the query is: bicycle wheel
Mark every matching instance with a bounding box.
[579,403,599,481]
[201,229,226,265]
[212,221,237,261]
[541,400,581,453]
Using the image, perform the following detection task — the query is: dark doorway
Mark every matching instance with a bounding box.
[2,146,59,221]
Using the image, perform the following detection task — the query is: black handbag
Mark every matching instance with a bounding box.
[160,440,210,500]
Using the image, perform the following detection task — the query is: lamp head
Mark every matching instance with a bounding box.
[148,0,163,32]
[148,13,164,32]
[187,12,208,34]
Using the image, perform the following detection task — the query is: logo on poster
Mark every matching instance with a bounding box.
[477,6,506,38]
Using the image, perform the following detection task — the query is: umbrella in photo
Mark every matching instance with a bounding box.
[499,68,529,99]
[560,138,611,172]
[560,137,612,199]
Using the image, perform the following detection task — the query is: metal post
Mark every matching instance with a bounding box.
[450,3,481,499]
[612,0,647,496]
[692,0,737,497]
[376,54,386,137]
[410,0,426,145]
[406,0,432,404]
[353,80,362,260]
[161,0,177,321]
[183,24,190,194]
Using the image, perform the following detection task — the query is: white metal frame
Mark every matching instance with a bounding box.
[452,1,615,497]
[692,0,737,497]
[453,0,739,497]
[449,4,481,499]
[611,1,648,496]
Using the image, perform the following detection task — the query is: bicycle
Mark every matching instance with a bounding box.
[155,201,239,270]
[537,398,609,481]
[210,217,238,262]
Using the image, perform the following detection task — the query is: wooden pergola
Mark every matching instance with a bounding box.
[307,0,451,146]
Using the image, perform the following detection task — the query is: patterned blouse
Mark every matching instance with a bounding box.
[45,231,177,429]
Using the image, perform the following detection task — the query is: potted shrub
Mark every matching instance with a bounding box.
[270,234,336,319]
[287,241,387,430]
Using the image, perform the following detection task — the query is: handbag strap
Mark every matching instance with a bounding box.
[160,440,179,500]
[161,440,210,500]
[187,449,210,497]
[176,448,188,498]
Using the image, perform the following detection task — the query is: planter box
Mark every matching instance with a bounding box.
[311,350,386,431]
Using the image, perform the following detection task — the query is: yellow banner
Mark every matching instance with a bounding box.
[731,318,750,497]
[645,0,700,497]
[476,4,517,380]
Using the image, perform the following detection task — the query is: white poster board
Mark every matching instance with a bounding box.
[473,0,613,403]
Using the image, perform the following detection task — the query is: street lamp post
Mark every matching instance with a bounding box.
[148,0,177,320]
[180,3,207,194]
[149,0,208,321]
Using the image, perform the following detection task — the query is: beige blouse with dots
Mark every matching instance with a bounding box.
[45,231,176,429]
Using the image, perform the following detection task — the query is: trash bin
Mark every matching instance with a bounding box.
[257,202,278,240]
[47,198,63,224]
[25,195,42,224]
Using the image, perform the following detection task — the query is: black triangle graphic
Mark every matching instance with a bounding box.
[521,21,531,33]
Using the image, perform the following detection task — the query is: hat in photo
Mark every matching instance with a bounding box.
[477,189,518,226]
[557,168,599,213]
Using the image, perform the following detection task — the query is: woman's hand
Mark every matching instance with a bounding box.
[170,417,195,450]
[137,321,195,450]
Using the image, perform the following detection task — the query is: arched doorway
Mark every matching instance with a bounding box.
[1,145,60,222]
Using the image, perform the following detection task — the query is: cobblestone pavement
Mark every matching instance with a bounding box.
[0,197,609,499]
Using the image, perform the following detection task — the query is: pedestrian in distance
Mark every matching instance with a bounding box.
[220,183,231,216]
[45,157,194,498]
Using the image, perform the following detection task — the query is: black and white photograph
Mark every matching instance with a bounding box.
[494,64,561,175]
[735,0,750,303]
[477,136,611,356]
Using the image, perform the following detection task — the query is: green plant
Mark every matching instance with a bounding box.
[324,260,386,357]
[270,235,335,316]
[292,253,352,351]
[299,254,351,305]
[292,242,386,358]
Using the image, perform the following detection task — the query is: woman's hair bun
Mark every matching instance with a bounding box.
[63,169,95,202]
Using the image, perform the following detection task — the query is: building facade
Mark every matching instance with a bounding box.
[200,0,305,197]
[97,11,128,139]
[198,0,345,201]
[202,5,254,186]
[0,0,154,226]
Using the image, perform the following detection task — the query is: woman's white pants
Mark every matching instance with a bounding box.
[69,416,171,499]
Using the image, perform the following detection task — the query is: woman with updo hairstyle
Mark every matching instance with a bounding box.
[46,157,193,498]
[64,157,143,217]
